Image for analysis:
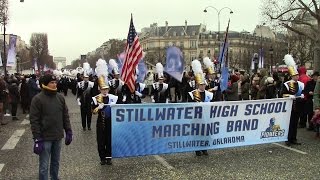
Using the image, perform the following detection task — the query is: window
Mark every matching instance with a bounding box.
[173,32,177,36]
[180,42,184,48]
[190,40,197,48]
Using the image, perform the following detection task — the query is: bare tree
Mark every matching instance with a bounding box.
[17,47,32,70]
[288,33,314,66]
[0,0,8,26]
[30,33,49,68]
[261,0,320,71]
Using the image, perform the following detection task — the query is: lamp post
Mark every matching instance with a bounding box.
[1,0,24,76]
[269,46,273,74]
[16,54,20,74]
[253,53,259,73]
[203,6,233,41]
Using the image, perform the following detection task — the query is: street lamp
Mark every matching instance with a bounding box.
[16,54,20,74]
[203,6,233,41]
[269,46,273,73]
[253,53,259,73]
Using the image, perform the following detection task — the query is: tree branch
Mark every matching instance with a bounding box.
[297,0,319,19]
[267,7,304,20]
[312,0,318,11]
[282,23,314,40]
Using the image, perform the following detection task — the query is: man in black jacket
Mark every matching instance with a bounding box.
[30,74,72,180]
[304,72,319,130]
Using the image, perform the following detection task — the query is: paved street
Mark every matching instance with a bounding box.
[0,92,320,179]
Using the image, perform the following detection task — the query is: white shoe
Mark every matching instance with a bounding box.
[4,113,11,117]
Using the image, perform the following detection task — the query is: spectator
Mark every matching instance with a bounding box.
[0,76,7,125]
[304,72,319,130]
[251,73,260,100]
[240,74,250,100]
[19,77,30,114]
[30,74,72,180]
[8,78,20,120]
[225,74,239,101]
[28,74,41,105]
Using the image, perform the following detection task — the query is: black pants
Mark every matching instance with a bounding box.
[11,103,18,117]
[97,117,111,161]
[288,110,300,142]
[80,105,92,128]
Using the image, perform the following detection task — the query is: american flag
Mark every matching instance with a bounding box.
[121,15,143,93]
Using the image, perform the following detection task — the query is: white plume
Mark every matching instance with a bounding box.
[203,57,213,69]
[191,59,203,74]
[83,62,91,75]
[71,70,78,76]
[76,67,84,74]
[109,59,119,73]
[53,70,62,77]
[283,54,296,67]
[95,59,108,79]
[155,63,164,77]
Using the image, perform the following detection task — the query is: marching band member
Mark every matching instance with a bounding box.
[281,54,304,146]
[76,62,94,131]
[92,59,118,165]
[188,59,213,156]
[203,57,219,102]
[108,59,125,104]
[123,68,146,104]
[151,63,169,103]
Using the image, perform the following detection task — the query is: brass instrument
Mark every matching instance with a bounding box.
[192,90,201,102]
[93,95,104,114]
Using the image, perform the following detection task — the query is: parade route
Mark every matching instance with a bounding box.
[0,93,319,179]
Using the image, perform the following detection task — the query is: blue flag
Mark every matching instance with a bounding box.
[220,66,229,92]
[136,59,147,83]
[164,46,184,82]
[219,19,230,92]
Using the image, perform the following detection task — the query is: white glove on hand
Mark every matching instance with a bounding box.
[288,95,296,99]
[212,86,218,91]
[300,94,305,99]
[151,96,155,103]
[98,103,104,110]
[135,91,142,97]
[166,98,169,103]
[77,98,81,106]
[122,96,127,102]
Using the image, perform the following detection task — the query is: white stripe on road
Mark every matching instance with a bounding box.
[1,129,26,150]
[153,155,174,170]
[272,143,307,155]
[0,164,4,173]
[21,119,30,125]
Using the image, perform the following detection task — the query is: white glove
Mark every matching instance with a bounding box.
[288,95,296,99]
[212,86,218,91]
[151,96,155,103]
[77,98,81,106]
[98,103,104,110]
[122,96,127,102]
[300,94,305,99]
[135,91,142,97]
[166,98,169,103]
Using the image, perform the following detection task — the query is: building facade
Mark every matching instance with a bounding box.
[140,21,287,71]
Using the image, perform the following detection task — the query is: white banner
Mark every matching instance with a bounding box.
[112,98,293,157]
[6,35,17,67]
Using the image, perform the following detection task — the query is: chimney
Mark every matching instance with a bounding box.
[185,20,187,31]
[165,21,168,32]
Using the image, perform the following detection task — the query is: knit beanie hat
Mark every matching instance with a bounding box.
[42,74,57,86]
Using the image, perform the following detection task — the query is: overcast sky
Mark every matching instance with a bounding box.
[6,0,262,65]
